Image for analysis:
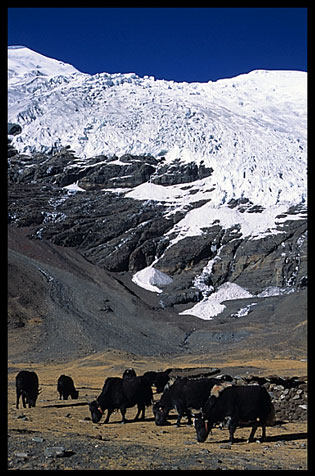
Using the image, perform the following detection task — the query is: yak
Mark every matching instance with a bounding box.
[89,376,152,424]
[57,375,79,400]
[16,370,40,409]
[194,384,275,444]
[153,377,219,427]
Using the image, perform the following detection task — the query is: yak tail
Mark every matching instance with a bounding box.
[146,396,153,407]
[266,402,276,426]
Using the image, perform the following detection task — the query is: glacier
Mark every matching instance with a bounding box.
[8,46,306,208]
[8,46,307,319]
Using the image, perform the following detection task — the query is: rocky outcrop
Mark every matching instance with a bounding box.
[155,216,307,306]
[209,218,307,294]
[8,146,307,312]
[150,158,213,186]
[8,122,22,135]
[8,148,213,190]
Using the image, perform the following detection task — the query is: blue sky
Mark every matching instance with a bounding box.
[8,7,307,82]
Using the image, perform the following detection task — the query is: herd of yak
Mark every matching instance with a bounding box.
[15,368,275,444]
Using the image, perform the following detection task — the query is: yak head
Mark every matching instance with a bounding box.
[194,383,232,442]
[71,389,79,399]
[88,400,103,423]
[152,402,169,426]
[193,412,212,443]
[26,387,41,408]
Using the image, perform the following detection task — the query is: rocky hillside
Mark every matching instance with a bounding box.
[8,47,307,360]
[8,141,307,307]
[8,138,307,361]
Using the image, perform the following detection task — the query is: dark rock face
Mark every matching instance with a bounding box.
[7,181,181,274]
[8,148,213,190]
[8,146,307,312]
[76,154,158,190]
[208,220,307,294]
[8,122,22,135]
[150,158,213,186]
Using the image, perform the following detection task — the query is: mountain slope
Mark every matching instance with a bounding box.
[8,47,307,336]
[8,226,307,361]
[8,45,79,83]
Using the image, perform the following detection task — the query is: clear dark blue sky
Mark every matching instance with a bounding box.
[8,7,307,82]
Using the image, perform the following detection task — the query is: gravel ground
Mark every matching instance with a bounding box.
[8,422,308,470]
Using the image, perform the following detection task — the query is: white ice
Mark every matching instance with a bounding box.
[179,282,254,320]
[132,266,173,293]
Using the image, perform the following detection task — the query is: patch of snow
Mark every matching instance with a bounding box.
[101,187,132,194]
[63,181,86,192]
[132,266,173,293]
[179,282,253,320]
[257,286,295,297]
[166,202,306,245]
[230,303,257,318]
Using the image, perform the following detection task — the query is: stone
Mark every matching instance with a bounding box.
[45,447,66,457]
[151,159,213,186]
[292,394,301,400]
[220,443,232,450]
[15,452,28,459]
[17,414,28,421]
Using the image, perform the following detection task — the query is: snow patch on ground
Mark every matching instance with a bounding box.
[230,303,257,318]
[167,201,305,244]
[179,282,254,320]
[257,286,295,297]
[132,266,173,293]
[63,181,86,192]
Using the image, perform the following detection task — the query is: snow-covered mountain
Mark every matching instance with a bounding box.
[8,45,79,83]
[8,46,306,206]
[8,46,307,321]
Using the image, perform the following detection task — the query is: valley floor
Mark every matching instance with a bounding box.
[8,227,308,469]
[8,352,307,470]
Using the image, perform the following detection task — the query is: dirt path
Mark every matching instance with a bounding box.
[8,351,307,470]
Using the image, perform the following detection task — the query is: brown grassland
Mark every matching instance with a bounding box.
[8,350,307,470]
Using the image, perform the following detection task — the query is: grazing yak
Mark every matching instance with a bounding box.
[122,368,171,393]
[122,368,137,379]
[89,376,153,424]
[194,384,275,444]
[16,370,40,409]
[142,369,172,393]
[153,377,219,427]
[57,375,79,400]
